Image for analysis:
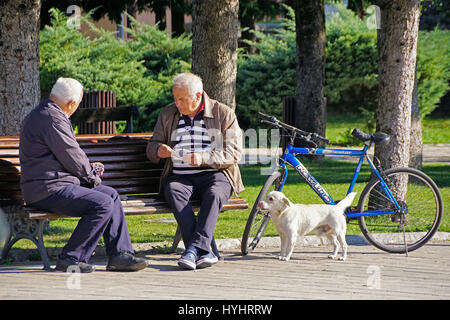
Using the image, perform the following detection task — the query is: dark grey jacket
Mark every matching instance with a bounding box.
[19,99,101,204]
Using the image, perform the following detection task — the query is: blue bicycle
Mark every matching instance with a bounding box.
[241,112,443,255]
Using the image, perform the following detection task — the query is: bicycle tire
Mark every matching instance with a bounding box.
[241,170,283,255]
[357,167,443,253]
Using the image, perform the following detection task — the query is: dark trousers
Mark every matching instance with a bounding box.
[32,184,133,263]
[163,171,232,253]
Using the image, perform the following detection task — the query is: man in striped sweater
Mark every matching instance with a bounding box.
[147,73,244,270]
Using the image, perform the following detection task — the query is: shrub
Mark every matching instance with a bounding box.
[325,5,379,115]
[40,9,160,109]
[125,15,191,131]
[40,9,191,132]
[416,28,450,118]
[236,6,297,129]
[236,4,450,130]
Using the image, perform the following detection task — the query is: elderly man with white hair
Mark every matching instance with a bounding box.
[19,77,148,273]
[147,73,244,270]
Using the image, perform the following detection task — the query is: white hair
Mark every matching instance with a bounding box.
[50,77,83,104]
[172,73,203,98]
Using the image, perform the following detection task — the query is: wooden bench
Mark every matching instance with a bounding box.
[0,133,248,270]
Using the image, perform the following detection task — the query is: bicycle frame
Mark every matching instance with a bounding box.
[274,143,402,219]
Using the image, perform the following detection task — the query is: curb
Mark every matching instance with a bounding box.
[4,232,449,263]
[164,231,450,252]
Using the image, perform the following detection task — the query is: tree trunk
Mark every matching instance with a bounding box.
[154,5,166,31]
[191,0,239,110]
[293,0,326,144]
[240,13,257,54]
[374,0,421,170]
[171,2,185,37]
[0,0,41,136]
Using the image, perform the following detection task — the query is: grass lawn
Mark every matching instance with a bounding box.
[422,117,450,144]
[326,114,450,145]
[8,116,450,250]
[15,159,448,251]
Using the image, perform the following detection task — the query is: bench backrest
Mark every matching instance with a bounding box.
[0,133,163,207]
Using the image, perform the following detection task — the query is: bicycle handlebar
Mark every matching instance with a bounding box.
[258,112,330,144]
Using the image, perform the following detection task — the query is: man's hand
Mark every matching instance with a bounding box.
[157,144,173,158]
[91,162,105,176]
[182,152,203,167]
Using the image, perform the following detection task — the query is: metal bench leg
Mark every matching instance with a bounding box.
[0,216,51,271]
[1,225,13,265]
[35,220,52,270]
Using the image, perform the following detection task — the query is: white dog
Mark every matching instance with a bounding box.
[258,191,357,261]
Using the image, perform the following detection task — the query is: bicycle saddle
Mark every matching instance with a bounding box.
[352,128,390,145]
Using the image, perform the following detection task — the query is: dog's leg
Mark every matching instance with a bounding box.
[279,233,287,260]
[337,232,348,261]
[283,233,296,261]
[327,233,339,259]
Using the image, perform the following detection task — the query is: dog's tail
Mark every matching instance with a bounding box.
[335,192,357,212]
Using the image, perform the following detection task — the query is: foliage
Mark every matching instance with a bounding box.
[420,0,450,30]
[40,9,160,107]
[236,6,297,129]
[325,4,379,115]
[124,15,191,131]
[39,9,191,132]
[416,28,450,118]
[40,5,449,134]
[236,4,450,130]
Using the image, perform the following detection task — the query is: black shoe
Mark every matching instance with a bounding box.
[106,251,148,272]
[55,256,95,273]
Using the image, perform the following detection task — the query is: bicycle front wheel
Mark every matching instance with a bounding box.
[241,170,283,255]
[357,167,443,253]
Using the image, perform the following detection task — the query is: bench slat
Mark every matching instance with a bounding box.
[22,196,248,219]
[0,149,19,156]
[83,146,146,156]
[101,170,163,179]
[103,177,160,187]
[0,158,20,165]
[103,162,162,171]
[86,154,150,163]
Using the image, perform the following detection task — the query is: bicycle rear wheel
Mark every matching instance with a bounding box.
[241,170,283,255]
[357,167,443,253]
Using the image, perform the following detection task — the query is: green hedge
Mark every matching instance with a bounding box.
[40,9,191,132]
[417,28,450,118]
[40,6,449,133]
[236,7,297,129]
[236,4,450,129]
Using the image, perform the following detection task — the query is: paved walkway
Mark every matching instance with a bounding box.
[1,242,449,300]
[1,144,448,303]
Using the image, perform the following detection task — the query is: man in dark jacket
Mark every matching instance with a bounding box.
[19,77,147,273]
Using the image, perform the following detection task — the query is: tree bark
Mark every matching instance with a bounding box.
[240,12,257,54]
[374,0,421,170]
[0,0,41,136]
[191,0,239,110]
[293,0,326,144]
[170,1,185,37]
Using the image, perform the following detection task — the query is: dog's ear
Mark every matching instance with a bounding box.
[281,196,291,207]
